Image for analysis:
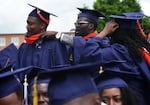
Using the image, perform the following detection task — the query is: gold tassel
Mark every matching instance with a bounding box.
[32,76,38,105]
[99,66,103,74]
[69,54,73,61]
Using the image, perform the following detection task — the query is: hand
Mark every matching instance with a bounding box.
[97,21,119,39]
[40,31,58,39]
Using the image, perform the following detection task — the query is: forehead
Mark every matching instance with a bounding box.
[101,87,121,96]
[27,16,41,23]
[37,83,49,92]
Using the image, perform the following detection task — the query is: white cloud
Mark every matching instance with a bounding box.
[139,0,150,16]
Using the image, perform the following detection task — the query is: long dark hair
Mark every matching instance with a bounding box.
[99,87,139,105]
[120,87,139,105]
[109,28,150,61]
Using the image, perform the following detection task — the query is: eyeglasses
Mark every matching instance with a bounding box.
[74,21,89,26]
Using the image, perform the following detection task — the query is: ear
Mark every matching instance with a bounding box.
[95,97,101,105]
[88,23,94,30]
[40,23,46,30]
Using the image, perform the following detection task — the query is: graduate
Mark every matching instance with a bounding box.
[96,77,139,105]
[0,66,35,105]
[0,65,50,105]
[56,14,150,105]
[32,62,101,105]
[17,4,70,69]
[74,8,106,37]
[28,72,51,105]
[0,73,23,105]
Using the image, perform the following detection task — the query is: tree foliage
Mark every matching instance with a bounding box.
[142,16,150,33]
[93,0,150,33]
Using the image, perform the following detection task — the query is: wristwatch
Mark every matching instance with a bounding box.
[56,32,62,39]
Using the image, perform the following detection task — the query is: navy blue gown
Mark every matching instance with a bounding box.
[17,38,70,69]
[72,36,150,105]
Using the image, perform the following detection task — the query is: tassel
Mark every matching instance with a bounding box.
[23,75,28,105]
[139,48,150,66]
[99,66,104,74]
[137,20,147,37]
[32,76,38,105]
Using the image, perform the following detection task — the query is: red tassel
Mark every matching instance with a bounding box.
[139,48,150,66]
[37,9,50,25]
[137,20,147,37]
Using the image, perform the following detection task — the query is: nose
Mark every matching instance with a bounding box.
[108,99,114,105]
[26,24,30,31]
[38,95,45,103]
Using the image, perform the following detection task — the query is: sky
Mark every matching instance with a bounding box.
[0,0,150,34]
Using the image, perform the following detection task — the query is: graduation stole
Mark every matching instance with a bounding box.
[24,34,41,44]
[83,31,98,40]
[139,48,150,66]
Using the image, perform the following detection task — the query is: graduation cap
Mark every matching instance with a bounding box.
[32,62,100,105]
[96,77,128,93]
[94,64,140,92]
[0,65,50,105]
[110,15,141,29]
[122,12,148,37]
[28,67,51,87]
[28,4,57,25]
[122,12,146,19]
[0,43,18,71]
[0,74,21,98]
[77,8,106,26]
[0,66,34,98]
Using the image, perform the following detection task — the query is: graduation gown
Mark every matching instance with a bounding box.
[17,38,70,69]
[72,36,150,105]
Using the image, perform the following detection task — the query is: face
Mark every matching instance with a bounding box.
[37,83,49,105]
[0,92,22,105]
[75,17,93,36]
[100,88,123,105]
[26,16,43,36]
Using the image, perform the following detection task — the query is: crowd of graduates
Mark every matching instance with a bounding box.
[0,3,150,105]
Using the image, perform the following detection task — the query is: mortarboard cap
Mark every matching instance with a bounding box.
[110,15,141,29]
[94,66,130,92]
[122,12,148,37]
[0,43,18,71]
[0,66,34,98]
[0,75,21,98]
[77,8,106,26]
[36,74,51,84]
[123,12,146,19]
[28,67,51,86]
[94,64,140,92]
[28,4,57,25]
[37,62,100,105]
[96,77,128,93]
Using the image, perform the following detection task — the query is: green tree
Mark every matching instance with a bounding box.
[93,0,150,33]
[142,16,150,34]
